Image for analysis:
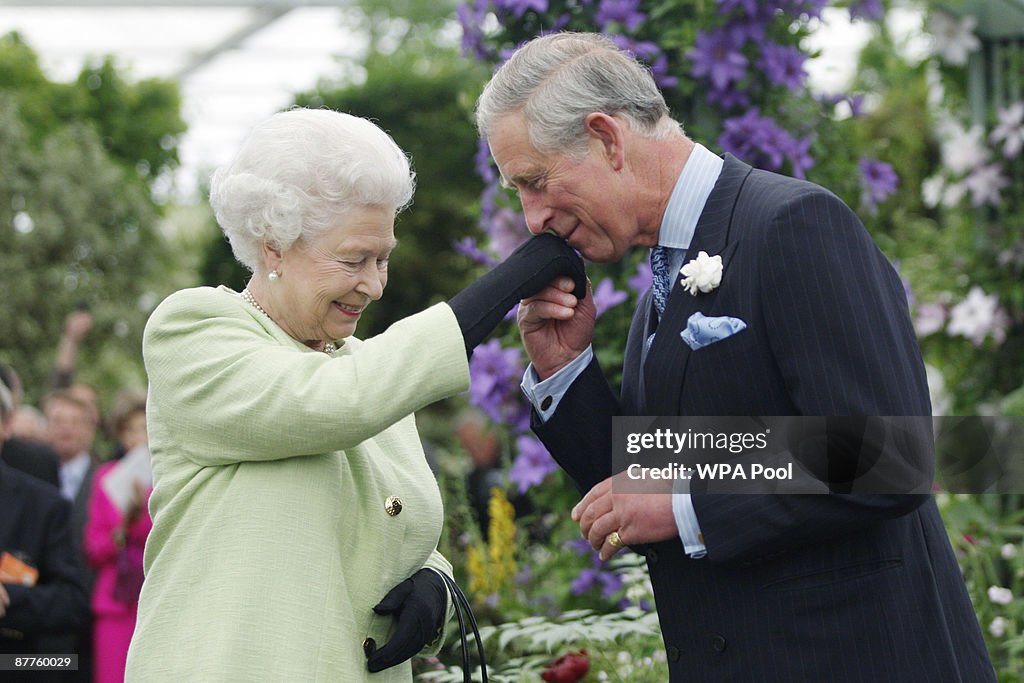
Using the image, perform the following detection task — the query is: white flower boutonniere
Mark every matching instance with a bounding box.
[680,251,723,296]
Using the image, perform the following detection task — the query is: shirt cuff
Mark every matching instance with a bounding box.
[672,478,707,559]
[520,346,594,423]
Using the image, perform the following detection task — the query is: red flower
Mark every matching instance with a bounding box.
[541,649,590,682]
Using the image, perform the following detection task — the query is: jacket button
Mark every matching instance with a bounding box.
[647,548,659,564]
[667,645,680,661]
[385,495,403,516]
[711,634,727,653]
[362,637,376,657]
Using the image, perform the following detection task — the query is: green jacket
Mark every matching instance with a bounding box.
[126,286,469,682]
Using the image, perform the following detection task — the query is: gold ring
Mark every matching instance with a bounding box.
[606,531,623,548]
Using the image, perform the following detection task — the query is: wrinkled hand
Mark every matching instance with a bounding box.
[366,568,447,673]
[518,277,596,380]
[572,473,678,561]
[0,583,9,619]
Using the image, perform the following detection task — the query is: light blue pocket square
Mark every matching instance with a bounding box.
[681,312,748,351]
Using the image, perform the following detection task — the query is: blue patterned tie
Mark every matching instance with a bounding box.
[650,245,672,318]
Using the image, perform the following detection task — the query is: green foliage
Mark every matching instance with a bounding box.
[0,35,185,405]
[938,494,1024,681]
[0,32,185,181]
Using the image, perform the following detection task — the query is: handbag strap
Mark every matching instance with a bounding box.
[439,572,488,683]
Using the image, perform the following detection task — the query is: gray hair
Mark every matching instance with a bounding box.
[475,32,681,159]
[210,108,415,273]
[0,382,12,425]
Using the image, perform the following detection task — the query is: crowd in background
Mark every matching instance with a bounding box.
[1,308,152,683]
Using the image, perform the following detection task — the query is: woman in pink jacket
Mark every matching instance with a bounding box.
[83,390,152,683]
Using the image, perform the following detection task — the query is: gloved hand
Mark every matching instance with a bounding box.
[448,232,587,354]
[365,568,448,673]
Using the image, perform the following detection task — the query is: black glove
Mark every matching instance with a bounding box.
[448,232,587,355]
[365,568,448,673]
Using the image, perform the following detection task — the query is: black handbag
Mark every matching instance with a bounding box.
[438,572,488,683]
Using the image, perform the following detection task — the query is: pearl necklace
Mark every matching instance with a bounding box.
[240,288,337,354]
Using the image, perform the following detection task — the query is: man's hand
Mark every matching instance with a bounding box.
[0,582,9,619]
[64,310,93,344]
[518,277,597,380]
[572,474,678,561]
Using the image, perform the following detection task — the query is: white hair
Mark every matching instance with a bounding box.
[209,108,416,273]
[476,32,681,159]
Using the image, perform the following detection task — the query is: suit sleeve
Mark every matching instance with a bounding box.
[532,356,620,495]
[143,289,470,466]
[0,496,89,634]
[693,189,933,564]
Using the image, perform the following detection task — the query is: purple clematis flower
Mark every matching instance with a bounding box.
[757,41,807,92]
[509,435,558,493]
[596,0,646,32]
[475,137,497,184]
[494,0,548,18]
[716,0,761,16]
[456,1,491,60]
[453,236,496,267]
[469,339,527,428]
[487,207,530,260]
[848,0,884,21]
[719,109,814,177]
[628,257,653,297]
[688,28,748,92]
[592,278,629,318]
[708,84,752,110]
[571,567,602,595]
[859,158,899,214]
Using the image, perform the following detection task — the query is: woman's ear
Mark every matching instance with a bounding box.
[261,240,283,276]
[584,113,625,171]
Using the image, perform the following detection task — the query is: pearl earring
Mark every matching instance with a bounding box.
[268,270,279,281]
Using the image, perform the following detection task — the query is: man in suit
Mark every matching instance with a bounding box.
[0,364,61,488]
[40,389,98,681]
[0,383,90,659]
[476,32,995,682]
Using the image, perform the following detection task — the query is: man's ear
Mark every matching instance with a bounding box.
[584,113,625,171]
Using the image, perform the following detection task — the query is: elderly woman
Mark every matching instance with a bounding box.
[125,108,584,681]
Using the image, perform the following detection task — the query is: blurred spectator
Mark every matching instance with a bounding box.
[457,408,503,530]
[42,388,98,682]
[0,364,60,488]
[11,405,49,444]
[52,308,93,391]
[105,389,147,461]
[0,382,90,667]
[44,389,98,511]
[84,389,152,683]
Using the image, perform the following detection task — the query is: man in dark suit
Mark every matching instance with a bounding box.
[0,385,89,658]
[476,32,995,682]
[0,365,61,488]
[40,389,98,682]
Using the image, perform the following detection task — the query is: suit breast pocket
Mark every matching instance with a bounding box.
[690,323,753,356]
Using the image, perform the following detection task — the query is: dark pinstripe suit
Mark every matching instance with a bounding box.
[534,156,995,681]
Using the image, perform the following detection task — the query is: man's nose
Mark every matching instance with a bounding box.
[520,193,551,235]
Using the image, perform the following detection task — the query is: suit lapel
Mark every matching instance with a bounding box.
[0,466,22,546]
[622,288,653,415]
[644,155,752,415]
